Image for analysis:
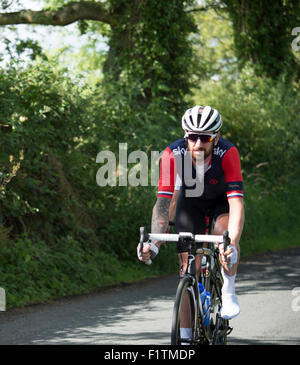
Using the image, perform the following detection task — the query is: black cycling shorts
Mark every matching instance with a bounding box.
[175,190,229,253]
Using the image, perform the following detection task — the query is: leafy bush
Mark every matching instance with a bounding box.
[0,61,96,242]
[0,54,181,308]
[196,65,300,182]
[195,65,300,255]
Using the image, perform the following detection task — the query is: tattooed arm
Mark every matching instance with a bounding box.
[169,190,179,223]
[151,197,172,249]
[138,197,171,263]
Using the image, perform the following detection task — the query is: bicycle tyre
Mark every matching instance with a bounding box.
[171,276,200,345]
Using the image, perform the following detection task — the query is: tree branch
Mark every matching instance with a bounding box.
[186,3,225,14]
[0,1,111,26]
[186,6,214,13]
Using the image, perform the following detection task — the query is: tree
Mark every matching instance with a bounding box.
[191,6,237,81]
[1,0,299,85]
[0,0,197,115]
[0,1,199,264]
[220,0,300,79]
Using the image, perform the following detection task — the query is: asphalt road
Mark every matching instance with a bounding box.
[0,247,300,345]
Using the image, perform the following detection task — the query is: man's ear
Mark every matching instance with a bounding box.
[214,133,220,146]
[184,130,188,141]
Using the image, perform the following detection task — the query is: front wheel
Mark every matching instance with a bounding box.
[171,276,201,345]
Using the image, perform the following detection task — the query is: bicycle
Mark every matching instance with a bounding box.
[139,226,233,345]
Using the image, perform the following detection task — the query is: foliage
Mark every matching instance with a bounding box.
[0,0,299,310]
[0,61,92,238]
[0,1,197,308]
[242,182,300,257]
[0,0,20,10]
[192,6,237,80]
[101,0,197,114]
[0,60,180,308]
[0,233,176,308]
[194,64,300,254]
[15,39,47,61]
[194,65,300,184]
[220,0,300,79]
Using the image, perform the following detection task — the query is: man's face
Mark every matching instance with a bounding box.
[186,133,218,162]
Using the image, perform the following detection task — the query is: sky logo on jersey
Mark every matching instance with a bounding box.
[213,146,227,158]
[172,146,188,156]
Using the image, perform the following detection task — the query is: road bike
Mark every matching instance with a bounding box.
[139,226,233,345]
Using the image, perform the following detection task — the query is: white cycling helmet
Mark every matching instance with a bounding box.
[182,105,222,133]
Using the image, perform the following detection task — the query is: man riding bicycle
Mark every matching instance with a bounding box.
[138,105,245,340]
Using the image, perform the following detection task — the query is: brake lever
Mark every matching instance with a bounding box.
[223,230,231,251]
[222,230,232,268]
[139,227,151,265]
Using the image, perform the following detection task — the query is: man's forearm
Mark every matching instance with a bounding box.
[228,198,245,250]
[169,190,179,222]
[151,197,171,247]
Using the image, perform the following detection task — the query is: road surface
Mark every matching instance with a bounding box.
[0,247,300,345]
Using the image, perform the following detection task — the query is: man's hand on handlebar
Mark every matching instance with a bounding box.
[218,243,238,271]
[137,241,159,264]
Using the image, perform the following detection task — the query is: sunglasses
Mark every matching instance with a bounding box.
[186,133,216,143]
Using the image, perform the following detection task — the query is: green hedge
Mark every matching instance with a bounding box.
[1,61,299,309]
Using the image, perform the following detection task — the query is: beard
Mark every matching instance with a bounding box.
[191,143,214,162]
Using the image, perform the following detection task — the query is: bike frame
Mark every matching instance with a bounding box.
[184,238,224,343]
[139,227,231,344]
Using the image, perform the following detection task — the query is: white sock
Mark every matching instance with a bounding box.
[221,267,236,295]
[180,328,192,345]
[221,267,240,319]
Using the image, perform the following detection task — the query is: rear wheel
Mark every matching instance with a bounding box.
[171,276,201,345]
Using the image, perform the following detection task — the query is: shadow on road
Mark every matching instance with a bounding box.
[1,248,300,345]
[236,247,300,295]
[0,274,178,345]
[229,247,300,345]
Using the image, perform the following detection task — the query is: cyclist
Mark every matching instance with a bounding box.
[137,105,244,337]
